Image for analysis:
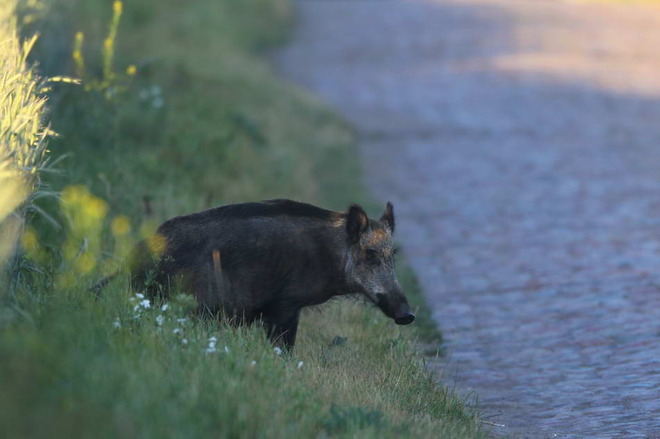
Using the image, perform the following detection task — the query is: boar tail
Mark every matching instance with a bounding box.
[89,271,120,297]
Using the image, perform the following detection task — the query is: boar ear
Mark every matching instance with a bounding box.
[346,204,369,243]
[380,202,395,233]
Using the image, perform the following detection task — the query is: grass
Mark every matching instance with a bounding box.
[1,283,478,438]
[0,0,50,275]
[0,0,486,437]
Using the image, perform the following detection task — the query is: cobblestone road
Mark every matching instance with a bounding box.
[276,1,660,437]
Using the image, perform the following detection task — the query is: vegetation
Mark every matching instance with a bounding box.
[1,0,485,437]
[0,0,50,280]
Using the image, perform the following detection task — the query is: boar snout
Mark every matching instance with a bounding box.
[394,311,415,325]
[376,291,415,325]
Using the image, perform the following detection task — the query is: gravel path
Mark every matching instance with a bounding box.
[275,1,660,437]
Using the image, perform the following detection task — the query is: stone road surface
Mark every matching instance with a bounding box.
[276,1,660,437]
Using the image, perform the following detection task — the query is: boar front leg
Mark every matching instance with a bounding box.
[264,308,301,350]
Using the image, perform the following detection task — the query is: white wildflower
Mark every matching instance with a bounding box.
[140,299,151,309]
[297,361,304,369]
[135,293,145,299]
[176,318,188,324]
[274,347,283,356]
[112,318,121,329]
[205,336,218,354]
[224,346,230,353]
[156,315,165,326]
[160,303,169,312]
[172,328,182,334]
[182,338,188,345]
[250,360,257,366]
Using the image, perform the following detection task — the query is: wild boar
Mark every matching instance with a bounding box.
[128,199,415,349]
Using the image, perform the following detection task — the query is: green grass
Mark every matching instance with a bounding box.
[0,0,486,437]
[1,282,479,438]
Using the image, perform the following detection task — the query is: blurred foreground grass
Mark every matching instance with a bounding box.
[0,0,50,275]
[1,0,486,437]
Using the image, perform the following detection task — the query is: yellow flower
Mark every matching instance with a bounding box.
[61,185,88,205]
[111,215,131,236]
[113,1,123,15]
[126,65,137,76]
[146,233,167,256]
[83,196,109,220]
[75,252,96,274]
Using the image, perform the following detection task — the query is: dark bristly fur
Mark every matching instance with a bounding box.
[125,199,414,349]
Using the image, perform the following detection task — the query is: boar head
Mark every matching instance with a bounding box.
[345,202,415,325]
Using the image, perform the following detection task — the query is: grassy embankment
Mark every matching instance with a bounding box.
[1,0,485,437]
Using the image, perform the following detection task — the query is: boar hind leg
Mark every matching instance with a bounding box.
[264,308,301,350]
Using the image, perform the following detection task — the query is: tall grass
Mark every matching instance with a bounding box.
[0,0,50,292]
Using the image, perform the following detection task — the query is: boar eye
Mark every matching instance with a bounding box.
[365,249,379,264]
